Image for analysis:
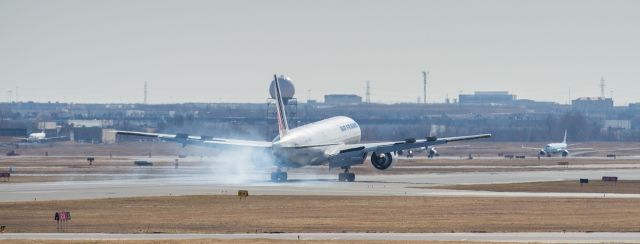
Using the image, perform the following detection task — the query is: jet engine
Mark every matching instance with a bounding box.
[328,149,368,169]
[371,152,396,170]
[428,147,439,158]
[561,150,569,157]
[539,150,547,156]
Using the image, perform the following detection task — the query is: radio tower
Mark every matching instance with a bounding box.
[422,71,429,104]
[144,81,148,104]
[599,76,605,98]
[365,81,371,103]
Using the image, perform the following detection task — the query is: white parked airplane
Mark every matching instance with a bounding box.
[116,75,491,182]
[14,131,67,143]
[523,130,590,157]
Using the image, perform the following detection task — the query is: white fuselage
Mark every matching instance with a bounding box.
[542,142,567,155]
[27,132,46,141]
[272,116,361,167]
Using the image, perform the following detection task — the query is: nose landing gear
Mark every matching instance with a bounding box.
[271,167,287,182]
[338,166,355,182]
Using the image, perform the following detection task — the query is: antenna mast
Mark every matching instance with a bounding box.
[365,81,371,103]
[600,76,605,98]
[144,81,148,104]
[422,71,428,104]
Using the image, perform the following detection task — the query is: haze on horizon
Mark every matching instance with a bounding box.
[1,0,638,106]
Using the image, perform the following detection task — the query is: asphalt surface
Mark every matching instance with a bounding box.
[3,167,640,202]
[2,232,640,242]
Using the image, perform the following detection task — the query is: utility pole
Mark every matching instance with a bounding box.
[600,76,605,98]
[422,71,428,104]
[144,81,148,104]
[365,81,371,103]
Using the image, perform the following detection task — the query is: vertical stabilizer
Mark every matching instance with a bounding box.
[562,130,567,144]
[273,74,289,138]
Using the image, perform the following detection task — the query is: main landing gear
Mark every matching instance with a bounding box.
[271,168,287,182]
[338,166,355,182]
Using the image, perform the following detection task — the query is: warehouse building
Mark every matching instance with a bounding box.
[458,91,516,105]
[572,97,613,113]
[324,94,362,105]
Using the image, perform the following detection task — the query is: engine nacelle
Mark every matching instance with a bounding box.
[539,150,547,156]
[371,152,396,170]
[428,147,439,158]
[329,150,368,169]
[561,150,569,157]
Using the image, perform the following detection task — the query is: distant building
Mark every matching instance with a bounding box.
[629,102,640,110]
[0,128,27,137]
[70,127,102,143]
[125,110,145,118]
[458,91,516,105]
[514,99,554,106]
[67,120,113,128]
[601,119,632,139]
[572,97,613,113]
[102,129,117,144]
[324,94,362,105]
[37,122,57,130]
[67,120,112,143]
[603,120,631,130]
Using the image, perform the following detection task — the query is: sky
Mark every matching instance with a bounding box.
[0,0,639,105]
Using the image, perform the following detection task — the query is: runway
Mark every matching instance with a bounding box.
[3,167,640,202]
[2,232,640,242]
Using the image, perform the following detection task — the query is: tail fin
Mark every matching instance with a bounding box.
[562,130,567,144]
[273,74,289,138]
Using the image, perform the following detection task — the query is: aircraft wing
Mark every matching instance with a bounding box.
[568,147,593,151]
[572,147,640,155]
[521,145,541,150]
[335,134,492,154]
[39,136,68,142]
[115,131,273,148]
[11,136,67,143]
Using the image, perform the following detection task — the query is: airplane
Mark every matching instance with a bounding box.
[522,130,590,157]
[13,130,67,143]
[116,74,492,182]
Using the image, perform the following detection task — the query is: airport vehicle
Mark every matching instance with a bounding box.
[411,144,470,158]
[522,130,589,157]
[116,75,491,182]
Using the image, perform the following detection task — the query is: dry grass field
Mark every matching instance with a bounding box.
[2,195,640,234]
[428,180,640,194]
[0,240,503,244]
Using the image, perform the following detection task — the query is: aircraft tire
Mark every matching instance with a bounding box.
[271,172,287,182]
[339,172,356,182]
